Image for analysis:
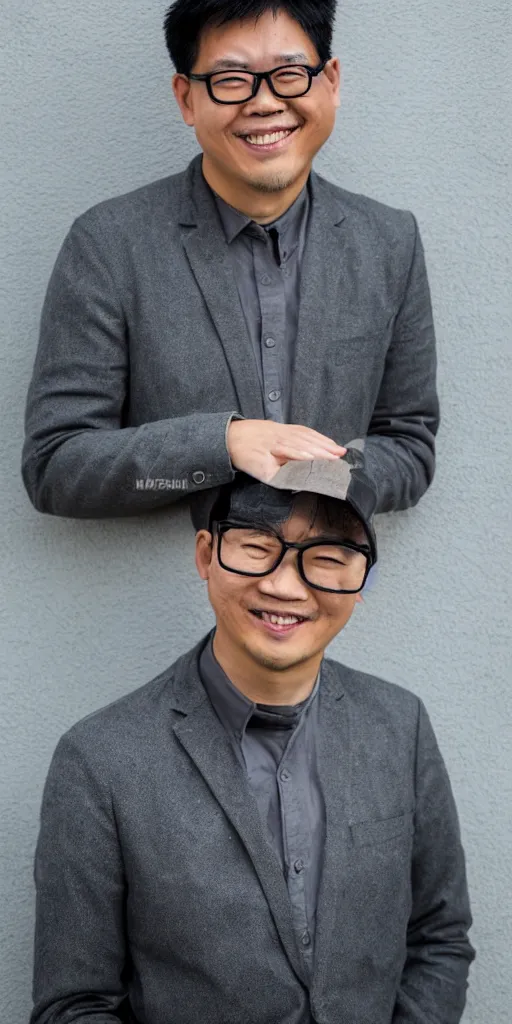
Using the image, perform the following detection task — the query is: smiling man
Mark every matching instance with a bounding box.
[22,0,439,522]
[31,451,474,1024]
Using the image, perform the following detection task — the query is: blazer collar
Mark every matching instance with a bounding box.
[177,154,350,426]
[177,157,265,419]
[166,632,347,988]
[168,631,307,985]
[177,152,347,231]
[166,629,345,713]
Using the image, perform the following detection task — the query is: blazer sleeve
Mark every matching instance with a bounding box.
[392,700,475,1024]
[364,215,440,513]
[21,219,240,517]
[30,732,136,1024]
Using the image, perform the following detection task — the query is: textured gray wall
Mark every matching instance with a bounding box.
[1,1,510,1019]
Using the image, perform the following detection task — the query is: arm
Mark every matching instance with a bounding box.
[31,733,134,1024]
[392,701,475,1024]
[22,218,240,517]
[364,216,440,513]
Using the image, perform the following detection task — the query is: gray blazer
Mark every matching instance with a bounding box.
[31,635,474,1024]
[22,155,439,519]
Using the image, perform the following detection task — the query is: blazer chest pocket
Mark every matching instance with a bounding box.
[327,331,380,363]
[350,810,414,848]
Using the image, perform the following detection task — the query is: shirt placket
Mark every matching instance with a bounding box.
[251,233,286,424]
[278,722,315,976]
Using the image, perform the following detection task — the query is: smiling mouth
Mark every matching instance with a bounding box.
[251,610,309,626]
[236,126,300,149]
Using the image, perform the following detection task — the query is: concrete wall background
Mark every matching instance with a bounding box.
[1,1,510,1019]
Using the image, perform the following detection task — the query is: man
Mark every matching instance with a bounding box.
[31,449,474,1024]
[22,0,439,520]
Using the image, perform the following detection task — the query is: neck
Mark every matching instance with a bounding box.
[201,154,310,225]
[212,628,322,706]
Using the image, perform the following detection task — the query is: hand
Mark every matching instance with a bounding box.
[227,420,346,483]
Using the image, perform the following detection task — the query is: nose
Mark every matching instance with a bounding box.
[256,550,310,601]
[243,74,286,114]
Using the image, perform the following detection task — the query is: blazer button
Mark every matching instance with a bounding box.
[192,471,206,485]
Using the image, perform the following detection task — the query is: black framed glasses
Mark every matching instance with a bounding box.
[213,521,373,595]
[188,60,328,105]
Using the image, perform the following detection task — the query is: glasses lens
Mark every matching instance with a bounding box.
[270,65,310,96]
[220,528,281,573]
[219,530,368,591]
[210,66,311,102]
[210,71,255,102]
[302,545,368,593]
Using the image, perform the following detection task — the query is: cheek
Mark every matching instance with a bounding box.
[195,107,235,141]
[209,576,250,619]
[304,98,336,134]
[317,597,357,633]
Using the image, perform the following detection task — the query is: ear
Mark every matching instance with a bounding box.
[324,57,341,109]
[195,529,214,580]
[355,594,364,605]
[172,73,196,126]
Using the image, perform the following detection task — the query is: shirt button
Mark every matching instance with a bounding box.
[191,471,206,485]
[301,930,311,947]
[260,274,271,285]
[280,768,291,782]
[294,858,305,873]
[268,390,281,402]
[265,337,276,348]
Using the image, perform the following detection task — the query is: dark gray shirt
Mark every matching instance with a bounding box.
[199,633,325,980]
[212,182,310,424]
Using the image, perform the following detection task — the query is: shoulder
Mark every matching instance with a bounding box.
[312,171,418,249]
[323,656,421,731]
[68,165,189,243]
[52,654,189,777]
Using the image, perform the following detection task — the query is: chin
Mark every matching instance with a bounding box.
[248,172,296,194]
[244,638,313,673]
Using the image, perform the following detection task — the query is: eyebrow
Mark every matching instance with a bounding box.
[243,528,367,548]
[304,534,367,546]
[208,53,311,72]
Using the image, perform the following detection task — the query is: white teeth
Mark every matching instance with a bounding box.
[244,130,293,146]
[261,612,302,625]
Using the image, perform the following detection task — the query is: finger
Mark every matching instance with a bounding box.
[287,435,346,455]
[288,426,347,450]
[271,444,344,461]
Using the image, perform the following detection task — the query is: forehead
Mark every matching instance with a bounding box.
[196,9,318,69]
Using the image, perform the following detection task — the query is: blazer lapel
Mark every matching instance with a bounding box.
[290,174,347,428]
[310,660,352,995]
[170,647,308,986]
[179,157,264,420]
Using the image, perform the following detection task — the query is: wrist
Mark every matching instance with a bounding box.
[225,413,245,466]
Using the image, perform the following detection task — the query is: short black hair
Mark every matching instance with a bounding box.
[164,0,337,76]
[209,473,368,545]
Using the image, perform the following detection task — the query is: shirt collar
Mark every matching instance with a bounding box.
[199,631,320,741]
[210,176,310,247]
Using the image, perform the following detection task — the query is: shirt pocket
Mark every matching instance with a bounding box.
[349,810,414,848]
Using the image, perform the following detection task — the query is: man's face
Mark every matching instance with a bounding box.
[173,9,340,198]
[195,497,365,676]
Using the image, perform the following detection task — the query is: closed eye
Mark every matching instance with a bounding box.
[214,74,249,85]
[312,556,347,566]
[242,544,274,553]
